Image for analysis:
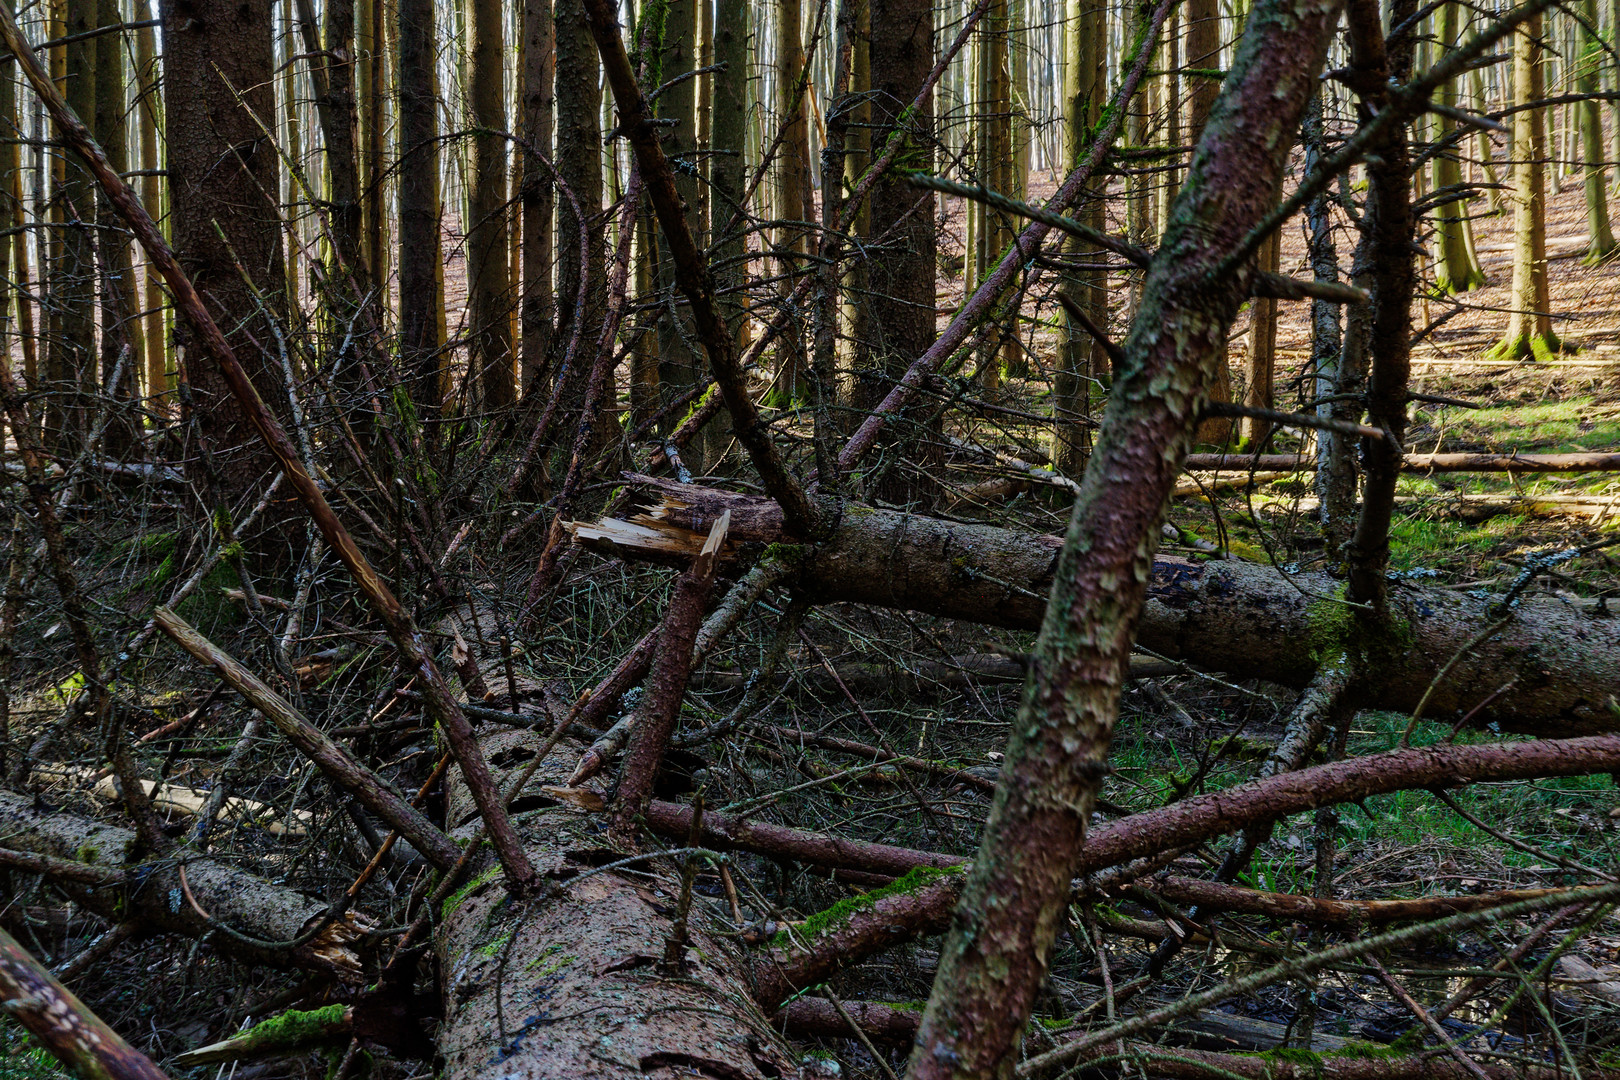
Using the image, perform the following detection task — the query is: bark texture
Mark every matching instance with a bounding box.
[159,0,287,503]
[434,732,802,1080]
[575,480,1620,735]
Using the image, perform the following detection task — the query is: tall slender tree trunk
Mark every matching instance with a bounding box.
[54,0,97,452]
[1578,0,1615,263]
[1052,0,1106,476]
[11,0,37,400]
[302,0,365,284]
[974,0,1017,394]
[0,1,14,395]
[520,0,555,392]
[554,0,605,393]
[359,0,387,289]
[1185,0,1233,443]
[658,0,706,421]
[467,0,514,408]
[1242,228,1278,446]
[773,0,812,404]
[713,0,751,337]
[160,0,289,505]
[398,0,447,416]
[1493,11,1560,361]
[859,0,935,411]
[94,0,141,458]
[1432,1,1486,291]
[44,1,64,446]
[838,0,870,391]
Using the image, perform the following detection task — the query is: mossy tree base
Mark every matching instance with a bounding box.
[1485,331,1565,363]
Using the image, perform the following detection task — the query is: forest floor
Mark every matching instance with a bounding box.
[7,160,1620,1079]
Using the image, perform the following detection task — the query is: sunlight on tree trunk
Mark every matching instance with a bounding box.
[1492,11,1561,361]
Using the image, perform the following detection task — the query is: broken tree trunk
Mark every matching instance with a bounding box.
[0,791,370,980]
[572,478,1620,736]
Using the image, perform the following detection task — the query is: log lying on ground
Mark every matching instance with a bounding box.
[571,479,1620,735]
[433,726,802,1080]
[0,791,370,979]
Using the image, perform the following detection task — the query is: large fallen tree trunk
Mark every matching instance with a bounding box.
[572,478,1620,735]
[432,722,804,1080]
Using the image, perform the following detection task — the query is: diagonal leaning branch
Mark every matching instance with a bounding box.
[0,7,537,892]
[153,607,463,870]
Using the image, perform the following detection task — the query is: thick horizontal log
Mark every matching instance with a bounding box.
[571,479,1620,735]
[0,791,369,980]
[1182,452,1620,472]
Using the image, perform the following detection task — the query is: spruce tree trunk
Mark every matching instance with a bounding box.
[520,0,555,393]
[713,0,751,345]
[554,0,605,392]
[973,0,1016,394]
[1242,227,1278,446]
[860,0,935,409]
[54,0,97,453]
[659,0,707,426]
[838,0,870,391]
[1494,11,1560,360]
[398,0,447,415]
[772,0,812,404]
[467,0,514,408]
[1432,1,1486,291]
[160,0,289,506]
[1052,0,1106,474]
[94,0,141,460]
[1184,0,1234,444]
[1578,0,1615,263]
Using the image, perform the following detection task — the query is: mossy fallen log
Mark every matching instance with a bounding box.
[572,478,1620,735]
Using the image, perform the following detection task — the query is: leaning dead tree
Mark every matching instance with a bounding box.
[5,0,1620,1078]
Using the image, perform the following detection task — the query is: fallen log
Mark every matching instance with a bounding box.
[0,791,370,980]
[433,727,802,1080]
[571,478,1620,735]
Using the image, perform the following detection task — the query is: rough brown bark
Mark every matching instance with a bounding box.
[574,480,1620,736]
[610,516,728,839]
[858,0,936,408]
[434,733,801,1080]
[467,0,513,408]
[159,0,287,505]
[398,0,446,414]
[0,926,172,1080]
